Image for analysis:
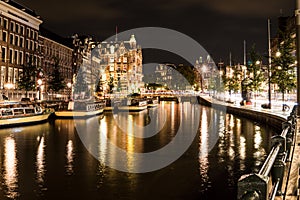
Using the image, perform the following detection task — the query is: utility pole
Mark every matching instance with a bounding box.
[296,0,300,114]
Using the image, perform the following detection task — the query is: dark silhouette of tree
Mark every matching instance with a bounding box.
[73,66,88,98]
[18,57,38,97]
[48,57,65,94]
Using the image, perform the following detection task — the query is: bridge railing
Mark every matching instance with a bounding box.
[237,105,298,200]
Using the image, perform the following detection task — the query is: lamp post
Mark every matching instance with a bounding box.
[37,79,42,100]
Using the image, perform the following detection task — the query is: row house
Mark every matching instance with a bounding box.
[39,27,73,97]
[0,0,42,90]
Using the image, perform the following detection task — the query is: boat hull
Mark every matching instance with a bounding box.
[117,105,148,112]
[0,113,51,128]
[54,108,104,118]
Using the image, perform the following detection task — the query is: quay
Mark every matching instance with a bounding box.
[197,95,300,200]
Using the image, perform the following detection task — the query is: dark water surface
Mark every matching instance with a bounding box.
[0,102,277,200]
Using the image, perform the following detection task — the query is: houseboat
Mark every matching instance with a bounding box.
[0,101,51,128]
[147,97,159,108]
[54,100,105,118]
[118,98,148,112]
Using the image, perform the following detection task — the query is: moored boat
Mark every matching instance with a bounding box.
[147,97,159,108]
[54,100,105,118]
[0,101,51,128]
[118,98,148,112]
[103,98,121,112]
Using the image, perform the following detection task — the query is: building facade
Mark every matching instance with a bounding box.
[96,35,143,95]
[0,0,42,92]
[39,27,73,98]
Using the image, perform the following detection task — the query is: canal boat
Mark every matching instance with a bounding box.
[54,100,105,118]
[0,101,51,127]
[118,98,148,112]
[103,98,121,112]
[147,97,159,108]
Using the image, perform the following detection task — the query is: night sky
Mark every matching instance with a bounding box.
[18,0,295,65]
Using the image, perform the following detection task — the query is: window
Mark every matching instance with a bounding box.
[10,21,14,32]
[9,49,13,64]
[19,51,23,65]
[26,39,29,49]
[31,30,34,39]
[14,50,18,64]
[20,25,24,35]
[31,40,34,50]
[15,23,19,33]
[26,28,30,37]
[20,37,24,47]
[2,31,7,42]
[1,47,6,62]
[13,68,18,84]
[14,35,18,46]
[8,67,13,83]
[1,66,6,89]
[9,33,13,44]
[35,31,38,40]
[3,18,8,29]
[18,69,23,83]
[25,53,29,63]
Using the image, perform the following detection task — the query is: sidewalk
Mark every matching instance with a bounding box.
[200,94,292,120]
[199,95,299,200]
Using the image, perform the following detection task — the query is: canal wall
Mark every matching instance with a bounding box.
[197,96,287,132]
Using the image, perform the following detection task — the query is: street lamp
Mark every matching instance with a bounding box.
[67,82,72,100]
[275,51,281,57]
[37,79,42,100]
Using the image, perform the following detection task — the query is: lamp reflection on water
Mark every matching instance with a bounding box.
[66,140,74,175]
[199,108,209,184]
[4,136,19,199]
[36,136,45,186]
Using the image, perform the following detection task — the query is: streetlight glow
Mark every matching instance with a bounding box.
[37,79,42,86]
[276,51,281,57]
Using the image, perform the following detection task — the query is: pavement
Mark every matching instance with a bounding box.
[200,94,293,120]
[199,94,299,200]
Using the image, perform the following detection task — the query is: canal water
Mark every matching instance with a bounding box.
[0,102,277,200]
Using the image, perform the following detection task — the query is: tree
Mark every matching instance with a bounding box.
[223,65,242,96]
[247,45,265,98]
[48,58,65,94]
[271,31,296,110]
[73,67,88,98]
[18,58,38,97]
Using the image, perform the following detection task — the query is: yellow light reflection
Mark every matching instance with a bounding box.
[4,136,19,199]
[66,140,74,175]
[239,136,246,170]
[127,115,135,171]
[254,126,262,149]
[199,108,209,182]
[98,119,108,164]
[36,136,45,185]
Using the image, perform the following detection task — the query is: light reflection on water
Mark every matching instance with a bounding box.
[0,103,276,199]
[4,136,18,199]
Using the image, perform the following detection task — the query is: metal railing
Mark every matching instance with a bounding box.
[237,105,297,200]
